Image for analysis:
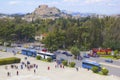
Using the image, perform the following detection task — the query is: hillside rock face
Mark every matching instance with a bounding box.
[24,5,71,21]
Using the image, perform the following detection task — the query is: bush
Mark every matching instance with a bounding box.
[107,52,111,55]
[102,68,109,75]
[62,60,68,66]
[14,58,21,63]
[0,57,21,65]
[0,41,3,45]
[69,62,76,67]
[97,51,101,55]
[92,67,99,73]
[47,57,52,62]
[36,56,42,60]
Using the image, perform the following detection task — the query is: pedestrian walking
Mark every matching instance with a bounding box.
[76,67,79,71]
[47,66,50,70]
[21,65,23,69]
[24,57,27,60]
[17,71,19,75]
[60,64,62,68]
[63,65,64,69]
[7,72,10,77]
[34,69,36,74]
[36,65,38,69]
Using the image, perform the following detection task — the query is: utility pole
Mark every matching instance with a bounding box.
[85,37,86,51]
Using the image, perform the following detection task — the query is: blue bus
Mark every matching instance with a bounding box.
[21,49,37,57]
[82,60,101,71]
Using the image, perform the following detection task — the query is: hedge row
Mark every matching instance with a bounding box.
[0,57,21,65]
[62,60,76,68]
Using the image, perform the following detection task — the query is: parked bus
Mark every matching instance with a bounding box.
[37,51,56,59]
[82,60,101,71]
[21,49,37,57]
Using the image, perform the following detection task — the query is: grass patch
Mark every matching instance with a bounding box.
[101,55,119,60]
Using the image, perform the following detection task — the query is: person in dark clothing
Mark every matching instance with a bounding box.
[76,67,79,71]
[17,71,19,75]
[17,71,19,76]
[7,72,10,77]
[48,66,50,70]
[34,69,36,74]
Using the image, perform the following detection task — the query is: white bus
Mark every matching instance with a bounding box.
[37,51,56,59]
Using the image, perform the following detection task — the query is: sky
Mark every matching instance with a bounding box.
[0,0,120,15]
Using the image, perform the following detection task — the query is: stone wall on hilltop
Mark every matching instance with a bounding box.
[24,5,71,21]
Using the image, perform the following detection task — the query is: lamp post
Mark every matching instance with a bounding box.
[85,37,86,51]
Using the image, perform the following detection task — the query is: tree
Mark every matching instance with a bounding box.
[43,29,65,52]
[70,46,80,59]
[101,68,109,75]
[113,50,119,58]
[92,67,99,73]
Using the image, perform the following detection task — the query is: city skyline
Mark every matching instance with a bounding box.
[0,0,120,15]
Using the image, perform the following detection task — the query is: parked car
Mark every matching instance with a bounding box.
[62,52,72,56]
[105,59,113,63]
[54,51,61,55]
[83,54,90,58]
[42,48,47,52]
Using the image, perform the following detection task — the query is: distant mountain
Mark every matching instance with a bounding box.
[0,13,8,16]
[61,10,97,17]
[23,5,72,21]
[0,13,25,19]
[10,13,25,17]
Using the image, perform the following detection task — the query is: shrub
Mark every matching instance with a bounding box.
[0,41,3,45]
[47,57,52,62]
[102,68,109,75]
[14,58,21,63]
[0,57,21,65]
[62,60,68,66]
[69,62,76,67]
[97,51,101,55]
[107,52,111,55]
[36,56,42,60]
[0,60,6,65]
[92,66,99,73]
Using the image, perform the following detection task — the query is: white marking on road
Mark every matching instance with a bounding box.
[100,62,120,69]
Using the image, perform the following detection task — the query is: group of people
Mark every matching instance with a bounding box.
[6,57,38,77]
[20,61,38,70]
[55,64,64,69]
[5,65,19,77]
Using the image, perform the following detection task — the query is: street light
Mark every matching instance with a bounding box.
[85,37,86,51]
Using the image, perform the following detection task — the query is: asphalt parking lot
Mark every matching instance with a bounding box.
[0,46,120,77]
[56,53,120,77]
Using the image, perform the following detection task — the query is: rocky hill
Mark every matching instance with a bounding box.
[23,5,71,21]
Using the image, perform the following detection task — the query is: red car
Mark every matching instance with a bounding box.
[42,48,47,52]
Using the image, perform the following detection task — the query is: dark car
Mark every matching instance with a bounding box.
[105,59,113,63]
[83,54,90,58]
[62,52,72,56]
[54,51,61,55]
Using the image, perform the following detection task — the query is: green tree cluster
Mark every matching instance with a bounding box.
[0,16,120,51]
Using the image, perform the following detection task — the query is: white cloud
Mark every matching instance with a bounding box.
[85,0,105,4]
[63,0,79,2]
[9,1,21,5]
[107,3,116,6]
